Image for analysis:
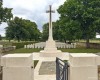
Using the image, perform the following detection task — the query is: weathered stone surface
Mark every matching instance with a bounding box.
[69,53,100,80]
[1,54,34,80]
[1,54,33,67]
[69,53,97,67]
[39,61,56,75]
[3,67,33,80]
[98,66,100,80]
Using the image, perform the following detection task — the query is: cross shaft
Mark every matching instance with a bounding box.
[46,5,55,40]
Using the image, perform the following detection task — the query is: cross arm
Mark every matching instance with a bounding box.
[46,10,55,13]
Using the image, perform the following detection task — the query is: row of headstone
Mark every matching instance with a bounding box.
[24,42,46,49]
[24,42,76,49]
[24,44,34,49]
[56,43,76,48]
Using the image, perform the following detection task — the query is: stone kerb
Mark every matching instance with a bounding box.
[69,53,99,80]
[1,54,34,80]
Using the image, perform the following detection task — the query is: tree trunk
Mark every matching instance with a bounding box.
[64,39,66,43]
[64,38,66,43]
[86,38,90,48]
[17,38,20,42]
[30,38,31,41]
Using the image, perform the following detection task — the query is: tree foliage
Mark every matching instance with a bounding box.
[0,1,13,24]
[42,22,61,41]
[0,34,2,40]
[57,18,82,43]
[5,17,41,42]
[57,0,100,48]
[42,20,82,43]
[42,23,49,41]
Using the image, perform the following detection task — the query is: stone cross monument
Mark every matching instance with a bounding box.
[40,5,61,56]
[46,5,55,41]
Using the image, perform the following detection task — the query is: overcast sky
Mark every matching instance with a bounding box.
[0,0,66,36]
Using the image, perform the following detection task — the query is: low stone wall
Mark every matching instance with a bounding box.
[78,42,100,49]
[98,66,100,80]
[0,46,16,68]
[69,53,100,80]
[0,46,16,53]
[1,54,33,80]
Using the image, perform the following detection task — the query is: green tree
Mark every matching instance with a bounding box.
[0,35,2,40]
[23,20,41,41]
[42,23,49,41]
[58,0,100,48]
[56,17,82,43]
[42,22,71,42]
[42,22,61,41]
[0,1,13,24]
[94,19,100,34]
[6,17,41,42]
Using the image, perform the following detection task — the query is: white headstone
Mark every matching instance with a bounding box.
[13,46,16,49]
[24,45,27,48]
[32,44,34,48]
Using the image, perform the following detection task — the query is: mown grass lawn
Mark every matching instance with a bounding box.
[59,48,100,53]
[8,48,43,53]
[6,48,100,53]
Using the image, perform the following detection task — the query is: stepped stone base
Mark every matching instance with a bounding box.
[40,39,62,57]
[40,50,63,57]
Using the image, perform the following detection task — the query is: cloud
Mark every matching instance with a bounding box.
[0,0,66,36]
[0,23,7,37]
